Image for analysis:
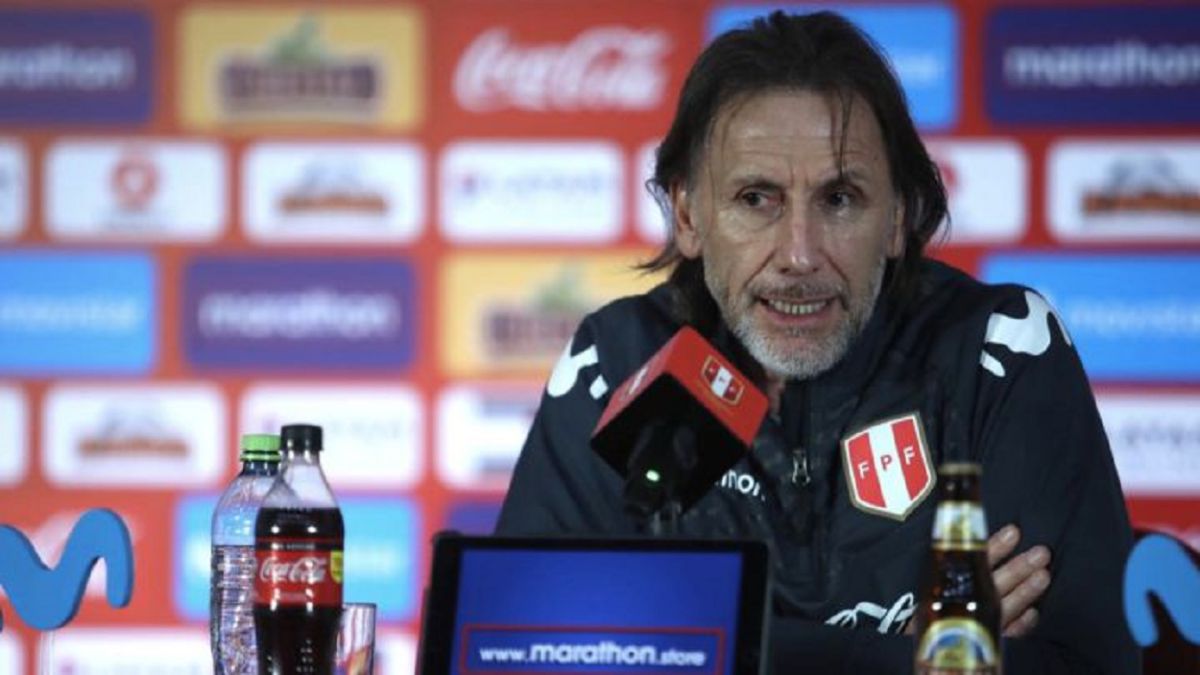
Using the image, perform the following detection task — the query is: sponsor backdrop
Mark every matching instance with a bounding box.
[0,0,1197,670]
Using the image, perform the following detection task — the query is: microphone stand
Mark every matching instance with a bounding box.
[623,425,696,537]
[647,498,683,537]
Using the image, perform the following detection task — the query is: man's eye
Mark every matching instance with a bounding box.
[739,191,771,208]
[826,190,854,209]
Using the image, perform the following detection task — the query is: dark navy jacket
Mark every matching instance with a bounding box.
[496,260,1139,674]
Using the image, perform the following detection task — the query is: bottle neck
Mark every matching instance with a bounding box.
[238,459,280,477]
[282,448,322,466]
[271,448,337,508]
[932,498,988,551]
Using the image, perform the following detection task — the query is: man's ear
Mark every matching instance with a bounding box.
[672,182,703,259]
[887,201,905,259]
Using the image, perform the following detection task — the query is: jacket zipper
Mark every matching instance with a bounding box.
[804,382,826,584]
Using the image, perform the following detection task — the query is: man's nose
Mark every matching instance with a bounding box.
[773,205,822,273]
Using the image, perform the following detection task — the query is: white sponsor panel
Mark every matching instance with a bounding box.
[41,627,208,674]
[1048,140,1200,241]
[454,26,671,113]
[0,385,27,485]
[0,139,27,239]
[243,141,425,243]
[925,139,1027,244]
[378,632,418,675]
[0,632,21,675]
[1098,393,1200,496]
[440,141,623,243]
[43,383,225,487]
[635,140,668,243]
[44,139,226,242]
[437,383,541,490]
[241,384,423,489]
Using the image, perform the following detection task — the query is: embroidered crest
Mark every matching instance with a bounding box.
[841,412,936,520]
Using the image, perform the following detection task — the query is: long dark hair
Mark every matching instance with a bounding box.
[641,10,946,327]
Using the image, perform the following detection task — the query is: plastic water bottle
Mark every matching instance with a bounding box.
[211,433,282,675]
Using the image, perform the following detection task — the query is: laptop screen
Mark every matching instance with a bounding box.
[418,535,771,675]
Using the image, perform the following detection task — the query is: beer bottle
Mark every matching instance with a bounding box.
[913,462,1002,674]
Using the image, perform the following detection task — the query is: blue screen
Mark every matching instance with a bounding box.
[450,549,745,674]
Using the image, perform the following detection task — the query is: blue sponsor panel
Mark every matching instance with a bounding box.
[707,4,959,130]
[0,9,154,125]
[173,494,217,621]
[980,255,1200,381]
[444,501,502,536]
[183,257,417,370]
[174,496,419,622]
[452,549,742,675]
[342,498,420,621]
[985,6,1200,125]
[0,251,155,374]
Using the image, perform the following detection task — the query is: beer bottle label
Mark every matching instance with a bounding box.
[916,617,1000,674]
[254,538,344,607]
[932,501,987,551]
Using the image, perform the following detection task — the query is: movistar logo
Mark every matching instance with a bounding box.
[1124,533,1200,647]
[0,509,134,631]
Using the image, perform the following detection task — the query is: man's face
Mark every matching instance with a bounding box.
[672,89,904,380]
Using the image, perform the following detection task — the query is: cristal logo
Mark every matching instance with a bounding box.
[454,26,670,112]
[260,556,328,584]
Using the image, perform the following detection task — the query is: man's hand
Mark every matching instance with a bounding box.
[905,524,1051,637]
[989,524,1051,637]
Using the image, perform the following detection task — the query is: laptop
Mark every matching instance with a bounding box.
[417,534,772,675]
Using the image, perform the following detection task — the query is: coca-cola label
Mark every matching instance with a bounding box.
[255,540,343,607]
[453,26,671,113]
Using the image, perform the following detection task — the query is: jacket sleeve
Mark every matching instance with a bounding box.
[971,288,1141,674]
[495,319,638,536]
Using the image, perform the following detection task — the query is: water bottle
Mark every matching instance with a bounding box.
[211,433,282,675]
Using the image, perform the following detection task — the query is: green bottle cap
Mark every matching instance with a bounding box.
[239,433,281,462]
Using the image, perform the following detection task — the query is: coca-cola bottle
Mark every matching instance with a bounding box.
[254,423,344,675]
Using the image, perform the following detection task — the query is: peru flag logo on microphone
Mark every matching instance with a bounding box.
[841,413,935,521]
[702,356,744,405]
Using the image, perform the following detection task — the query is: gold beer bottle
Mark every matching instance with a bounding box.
[913,462,1002,675]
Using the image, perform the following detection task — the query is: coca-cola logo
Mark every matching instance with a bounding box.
[259,555,328,584]
[454,26,671,113]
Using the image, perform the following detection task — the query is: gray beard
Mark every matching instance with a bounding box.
[706,261,886,380]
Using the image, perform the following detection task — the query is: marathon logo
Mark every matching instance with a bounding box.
[0,9,153,124]
[183,257,416,370]
[985,6,1200,124]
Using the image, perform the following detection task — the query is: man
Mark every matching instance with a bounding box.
[496,10,1138,674]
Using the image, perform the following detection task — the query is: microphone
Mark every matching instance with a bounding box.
[590,326,769,523]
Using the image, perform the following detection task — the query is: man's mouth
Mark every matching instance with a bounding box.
[763,297,830,316]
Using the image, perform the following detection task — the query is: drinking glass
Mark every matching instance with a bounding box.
[336,602,377,675]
